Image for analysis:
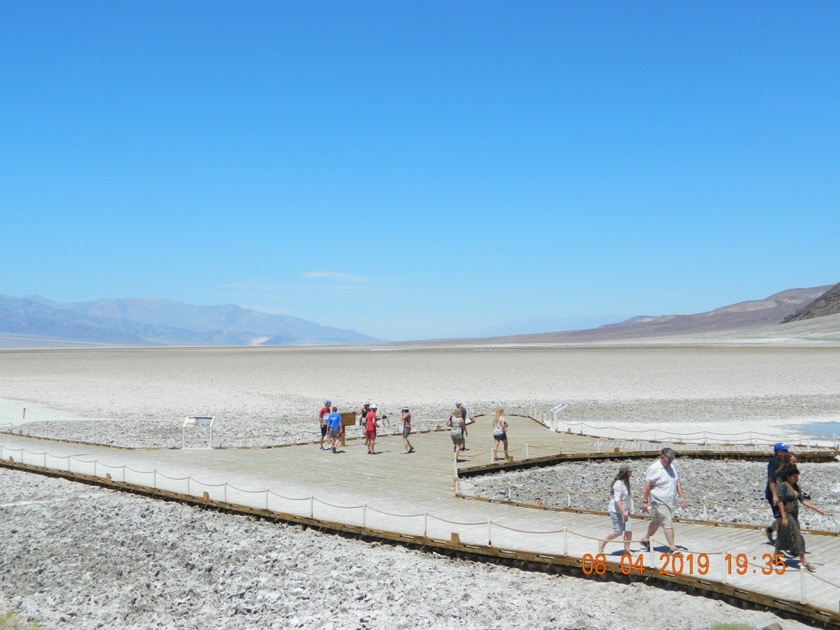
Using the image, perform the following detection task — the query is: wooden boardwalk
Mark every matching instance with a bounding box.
[2,416,839,627]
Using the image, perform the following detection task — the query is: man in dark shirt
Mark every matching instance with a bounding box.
[764,442,789,543]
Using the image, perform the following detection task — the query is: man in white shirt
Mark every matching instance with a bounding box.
[640,447,687,555]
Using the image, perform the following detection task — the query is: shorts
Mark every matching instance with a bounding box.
[450,432,464,446]
[494,432,507,442]
[650,502,674,529]
[328,427,340,440]
[320,425,328,437]
[366,429,377,441]
[402,427,411,438]
[609,512,633,534]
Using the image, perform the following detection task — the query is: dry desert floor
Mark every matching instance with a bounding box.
[2,343,839,629]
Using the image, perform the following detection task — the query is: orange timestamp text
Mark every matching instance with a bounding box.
[580,552,787,576]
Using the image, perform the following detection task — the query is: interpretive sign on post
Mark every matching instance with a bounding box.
[182,416,215,449]
[340,412,356,446]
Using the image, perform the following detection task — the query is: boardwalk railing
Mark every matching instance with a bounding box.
[2,438,840,624]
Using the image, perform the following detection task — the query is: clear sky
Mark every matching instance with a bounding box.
[2,1,838,341]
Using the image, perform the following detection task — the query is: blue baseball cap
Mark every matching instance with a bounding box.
[773,442,790,452]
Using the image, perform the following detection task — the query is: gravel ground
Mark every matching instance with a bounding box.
[462,458,840,532]
[0,469,818,630]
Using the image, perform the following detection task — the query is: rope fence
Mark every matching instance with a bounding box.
[556,421,839,448]
[472,479,840,521]
[1,440,838,612]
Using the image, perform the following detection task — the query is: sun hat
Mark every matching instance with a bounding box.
[371,404,378,409]
[773,442,790,452]
[619,463,632,473]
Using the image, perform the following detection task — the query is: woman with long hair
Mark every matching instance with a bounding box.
[776,466,824,572]
[598,464,633,555]
[492,407,510,461]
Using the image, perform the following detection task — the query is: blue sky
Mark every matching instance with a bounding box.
[2,1,838,341]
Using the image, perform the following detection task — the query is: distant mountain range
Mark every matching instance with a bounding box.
[469,314,627,338]
[441,284,839,344]
[0,296,380,347]
[2,284,838,348]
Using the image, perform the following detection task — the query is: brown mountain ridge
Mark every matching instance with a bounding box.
[443,284,837,344]
[782,282,840,323]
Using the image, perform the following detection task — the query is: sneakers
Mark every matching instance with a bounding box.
[640,539,651,552]
[668,548,681,556]
[764,527,774,543]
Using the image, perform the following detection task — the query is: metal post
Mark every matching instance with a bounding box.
[488,521,492,546]
[424,512,428,537]
[153,469,157,489]
[265,489,269,510]
[525,444,530,459]
[224,483,228,503]
[310,496,314,518]
[187,477,191,496]
[563,528,568,556]
[799,565,806,604]
[363,504,367,528]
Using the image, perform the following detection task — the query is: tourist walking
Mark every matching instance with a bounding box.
[640,447,687,555]
[599,464,633,555]
[366,404,379,454]
[775,466,824,572]
[764,442,790,543]
[327,406,343,454]
[400,407,414,454]
[318,400,331,450]
[447,407,467,462]
[491,408,509,461]
[358,401,371,446]
[455,402,468,450]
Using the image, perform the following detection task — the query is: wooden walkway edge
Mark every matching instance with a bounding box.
[2,417,839,628]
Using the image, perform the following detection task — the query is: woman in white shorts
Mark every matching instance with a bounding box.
[598,463,633,555]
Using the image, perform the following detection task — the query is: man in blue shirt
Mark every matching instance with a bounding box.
[327,406,343,454]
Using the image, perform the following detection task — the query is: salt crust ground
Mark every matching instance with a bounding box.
[2,345,839,629]
[0,470,817,630]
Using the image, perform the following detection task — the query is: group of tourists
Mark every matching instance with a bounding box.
[598,447,686,556]
[317,400,416,455]
[318,401,513,460]
[597,443,825,572]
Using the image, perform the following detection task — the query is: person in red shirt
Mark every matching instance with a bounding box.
[366,404,379,454]
[318,400,331,450]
